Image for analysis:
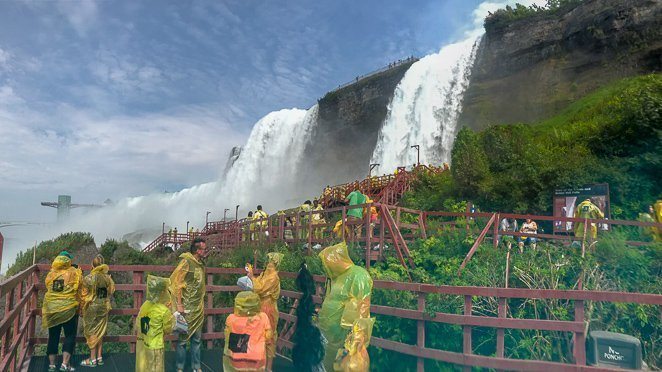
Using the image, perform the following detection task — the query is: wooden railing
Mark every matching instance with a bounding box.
[2,264,660,371]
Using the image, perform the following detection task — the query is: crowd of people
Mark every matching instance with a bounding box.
[42,233,374,372]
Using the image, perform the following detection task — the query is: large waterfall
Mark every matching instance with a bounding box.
[37,105,319,250]
[222,105,319,208]
[370,36,481,173]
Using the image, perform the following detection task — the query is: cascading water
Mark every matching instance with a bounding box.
[40,105,319,249]
[370,36,481,173]
[221,105,319,207]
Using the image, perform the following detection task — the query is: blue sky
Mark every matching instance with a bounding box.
[0,0,502,227]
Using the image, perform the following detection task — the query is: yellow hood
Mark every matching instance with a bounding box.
[267,252,284,269]
[91,264,109,275]
[319,242,354,279]
[51,255,72,270]
[234,291,261,316]
[146,275,171,304]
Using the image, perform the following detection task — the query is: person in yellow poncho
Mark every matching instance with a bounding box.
[312,199,327,240]
[136,275,175,372]
[299,200,313,240]
[653,200,662,241]
[79,254,115,368]
[574,198,605,240]
[43,251,82,372]
[170,237,207,372]
[318,242,373,371]
[248,252,283,372]
[223,291,272,372]
[253,205,269,240]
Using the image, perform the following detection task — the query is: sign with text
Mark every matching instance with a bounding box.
[588,331,642,370]
[553,183,610,233]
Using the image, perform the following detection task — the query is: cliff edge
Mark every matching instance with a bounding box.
[459,0,661,130]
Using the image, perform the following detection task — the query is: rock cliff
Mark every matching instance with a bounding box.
[459,0,661,130]
[301,60,416,190]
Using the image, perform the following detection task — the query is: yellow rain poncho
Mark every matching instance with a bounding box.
[170,252,205,340]
[253,210,269,229]
[80,264,115,348]
[252,252,283,358]
[312,204,327,240]
[136,275,174,372]
[574,199,604,239]
[654,200,662,241]
[318,242,373,371]
[333,317,375,372]
[223,291,272,372]
[333,219,350,240]
[42,255,82,329]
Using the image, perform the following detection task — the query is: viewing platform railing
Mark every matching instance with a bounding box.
[1,264,660,371]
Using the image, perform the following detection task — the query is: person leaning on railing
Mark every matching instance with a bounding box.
[42,251,83,372]
[79,254,115,368]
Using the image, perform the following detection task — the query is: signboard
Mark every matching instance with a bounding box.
[553,184,610,233]
[588,331,642,370]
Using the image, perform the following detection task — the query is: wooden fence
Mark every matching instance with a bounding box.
[1,264,660,371]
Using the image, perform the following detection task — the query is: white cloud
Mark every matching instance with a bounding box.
[0,93,246,199]
[89,50,165,93]
[56,0,99,36]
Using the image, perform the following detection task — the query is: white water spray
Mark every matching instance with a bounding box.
[31,105,319,250]
[370,36,480,173]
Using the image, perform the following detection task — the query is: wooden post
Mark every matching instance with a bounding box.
[417,292,426,372]
[131,271,143,353]
[341,206,347,242]
[418,212,427,239]
[206,273,214,349]
[27,271,38,356]
[496,297,507,359]
[463,295,472,372]
[279,214,285,241]
[493,213,500,249]
[396,207,401,226]
[308,209,313,254]
[379,207,385,257]
[574,300,586,365]
[2,288,15,360]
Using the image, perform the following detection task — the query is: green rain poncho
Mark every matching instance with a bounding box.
[574,199,604,239]
[170,252,206,340]
[135,275,174,372]
[80,264,115,348]
[318,242,373,371]
[42,255,83,329]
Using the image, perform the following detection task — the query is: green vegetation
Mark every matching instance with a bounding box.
[484,0,584,32]
[7,232,95,276]
[402,74,662,219]
[7,74,660,369]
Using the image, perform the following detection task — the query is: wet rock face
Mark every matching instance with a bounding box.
[460,0,662,130]
[302,61,415,189]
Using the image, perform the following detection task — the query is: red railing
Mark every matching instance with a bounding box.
[143,232,202,253]
[1,264,660,371]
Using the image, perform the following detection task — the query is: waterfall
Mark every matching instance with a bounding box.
[223,146,243,176]
[370,35,481,173]
[38,105,319,249]
[222,105,319,208]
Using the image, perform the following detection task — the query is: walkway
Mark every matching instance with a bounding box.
[28,350,292,371]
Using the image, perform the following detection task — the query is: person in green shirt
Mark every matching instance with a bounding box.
[345,190,366,220]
